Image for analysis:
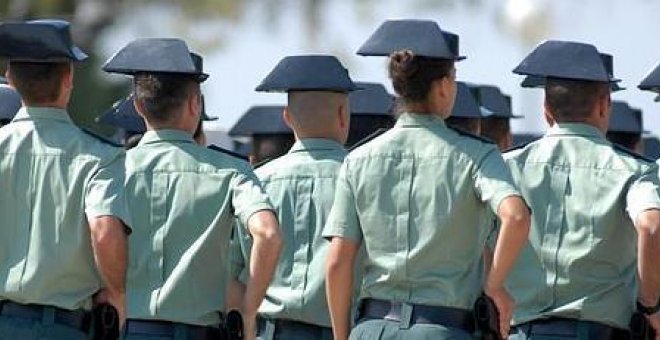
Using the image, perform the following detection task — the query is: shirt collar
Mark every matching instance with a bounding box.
[546,122,605,140]
[288,138,345,154]
[12,106,74,124]
[138,129,196,146]
[395,112,447,129]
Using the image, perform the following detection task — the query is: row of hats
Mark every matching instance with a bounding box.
[2,19,660,130]
[3,18,660,91]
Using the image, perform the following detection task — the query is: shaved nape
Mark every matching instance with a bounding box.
[287,91,347,133]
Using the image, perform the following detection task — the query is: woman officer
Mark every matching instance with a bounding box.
[323,20,530,340]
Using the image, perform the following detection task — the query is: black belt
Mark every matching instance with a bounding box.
[257,316,331,335]
[0,300,90,331]
[358,298,475,332]
[515,318,630,340]
[125,319,227,340]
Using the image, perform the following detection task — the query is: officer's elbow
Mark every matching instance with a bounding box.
[498,196,531,233]
[635,209,660,240]
[248,210,283,253]
[89,216,127,248]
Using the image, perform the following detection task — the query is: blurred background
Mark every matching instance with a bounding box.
[2,0,660,144]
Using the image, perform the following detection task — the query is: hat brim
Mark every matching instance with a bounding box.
[71,45,88,62]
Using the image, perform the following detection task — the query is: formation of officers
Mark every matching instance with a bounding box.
[0,17,660,340]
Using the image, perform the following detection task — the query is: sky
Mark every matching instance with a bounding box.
[98,0,660,140]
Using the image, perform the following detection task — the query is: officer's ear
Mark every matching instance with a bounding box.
[133,98,148,118]
[60,62,74,92]
[337,96,349,130]
[282,107,294,130]
[186,87,201,120]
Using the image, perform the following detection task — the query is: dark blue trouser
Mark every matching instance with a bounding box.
[0,314,89,340]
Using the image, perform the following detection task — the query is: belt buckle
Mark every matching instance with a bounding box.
[398,302,413,329]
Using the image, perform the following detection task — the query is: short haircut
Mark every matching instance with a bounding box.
[8,61,70,104]
[480,117,510,145]
[133,73,200,123]
[545,77,610,121]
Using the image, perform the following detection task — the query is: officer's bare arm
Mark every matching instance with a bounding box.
[487,195,530,338]
[634,209,660,308]
[244,210,282,332]
[326,236,359,340]
[89,215,128,319]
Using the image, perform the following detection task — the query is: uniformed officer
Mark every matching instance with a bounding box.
[103,38,282,340]
[0,81,21,126]
[472,85,522,151]
[229,105,294,165]
[0,20,129,339]
[505,40,660,339]
[606,100,644,153]
[324,19,531,340]
[445,81,484,135]
[231,55,357,339]
[346,81,395,148]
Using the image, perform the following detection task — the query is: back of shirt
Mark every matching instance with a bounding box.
[504,123,660,328]
[122,129,271,326]
[0,107,124,310]
[235,138,346,327]
[324,113,520,309]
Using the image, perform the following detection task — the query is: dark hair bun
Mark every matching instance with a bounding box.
[388,50,454,103]
[389,50,419,78]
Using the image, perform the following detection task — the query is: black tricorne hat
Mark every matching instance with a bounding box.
[103,38,206,81]
[229,105,292,136]
[256,55,358,93]
[451,82,482,118]
[349,82,394,116]
[513,40,620,83]
[0,19,88,62]
[357,19,466,60]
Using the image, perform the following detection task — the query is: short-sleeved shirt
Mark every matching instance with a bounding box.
[504,123,660,329]
[323,112,521,309]
[232,138,346,327]
[119,129,272,326]
[0,107,125,310]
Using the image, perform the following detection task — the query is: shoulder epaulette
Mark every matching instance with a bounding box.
[81,128,122,147]
[208,144,249,162]
[613,144,655,163]
[448,126,495,144]
[349,128,389,152]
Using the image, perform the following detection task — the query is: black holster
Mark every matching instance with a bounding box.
[473,294,502,340]
[630,312,656,340]
[225,309,244,340]
[91,303,119,340]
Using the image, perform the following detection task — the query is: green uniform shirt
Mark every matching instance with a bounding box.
[119,129,273,326]
[323,113,521,309]
[232,138,346,327]
[504,123,660,329]
[0,107,125,310]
